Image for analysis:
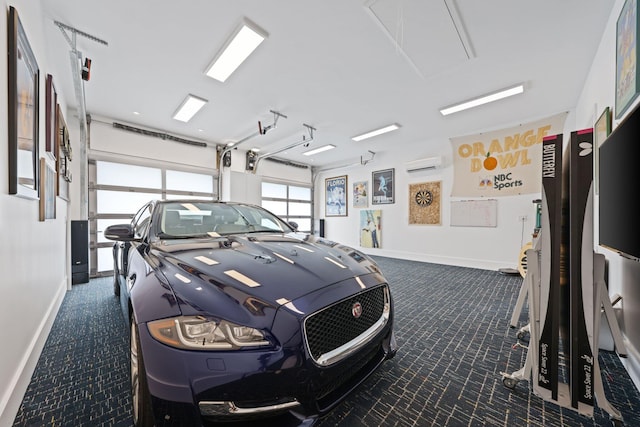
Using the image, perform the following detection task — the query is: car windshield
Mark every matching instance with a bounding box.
[157,201,291,238]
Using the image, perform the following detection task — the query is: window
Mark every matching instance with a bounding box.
[90,159,217,276]
[261,182,312,233]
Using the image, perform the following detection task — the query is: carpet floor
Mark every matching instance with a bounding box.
[12,256,640,426]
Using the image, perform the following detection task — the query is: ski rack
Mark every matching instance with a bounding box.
[501,244,626,425]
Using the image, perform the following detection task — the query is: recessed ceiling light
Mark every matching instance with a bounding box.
[352,124,400,142]
[439,84,524,116]
[172,94,208,122]
[133,111,140,115]
[205,19,267,83]
[303,144,336,156]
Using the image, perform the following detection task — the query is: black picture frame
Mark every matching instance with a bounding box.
[372,168,395,204]
[8,6,40,200]
[616,0,640,119]
[45,74,58,161]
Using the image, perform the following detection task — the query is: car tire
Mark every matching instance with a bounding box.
[131,321,154,427]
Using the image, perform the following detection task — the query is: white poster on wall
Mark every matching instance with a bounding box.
[450,112,568,197]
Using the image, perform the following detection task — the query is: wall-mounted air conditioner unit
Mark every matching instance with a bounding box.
[405,156,442,172]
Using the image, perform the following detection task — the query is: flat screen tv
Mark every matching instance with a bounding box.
[598,101,640,261]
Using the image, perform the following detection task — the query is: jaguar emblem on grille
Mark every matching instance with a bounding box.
[352,302,363,318]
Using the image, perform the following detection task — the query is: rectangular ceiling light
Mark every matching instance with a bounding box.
[303,144,336,156]
[439,84,524,116]
[205,19,267,83]
[172,94,208,122]
[352,123,400,142]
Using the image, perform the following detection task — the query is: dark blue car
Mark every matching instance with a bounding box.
[105,199,397,426]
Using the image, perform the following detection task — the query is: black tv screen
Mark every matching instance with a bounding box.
[598,102,640,261]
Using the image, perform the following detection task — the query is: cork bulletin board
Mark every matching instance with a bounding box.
[409,181,441,225]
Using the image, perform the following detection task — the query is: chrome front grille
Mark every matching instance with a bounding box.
[304,284,389,366]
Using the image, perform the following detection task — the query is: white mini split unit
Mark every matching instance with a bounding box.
[405,156,442,172]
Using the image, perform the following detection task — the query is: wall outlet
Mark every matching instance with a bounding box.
[518,215,528,221]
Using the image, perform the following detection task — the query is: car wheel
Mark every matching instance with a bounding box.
[131,321,154,426]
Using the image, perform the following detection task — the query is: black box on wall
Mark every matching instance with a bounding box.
[71,220,89,284]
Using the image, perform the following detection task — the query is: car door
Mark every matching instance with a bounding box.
[120,202,154,322]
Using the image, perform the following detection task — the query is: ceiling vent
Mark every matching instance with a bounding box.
[405,156,442,172]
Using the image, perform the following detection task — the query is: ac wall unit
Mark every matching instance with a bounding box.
[405,156,442,172]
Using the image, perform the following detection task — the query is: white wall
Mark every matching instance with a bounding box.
[0,1,69,425]
[575,0,640,389]
[314,145,542,271]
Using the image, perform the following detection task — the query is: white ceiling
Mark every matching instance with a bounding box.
[41,0,615,169]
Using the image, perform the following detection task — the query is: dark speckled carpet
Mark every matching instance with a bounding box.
[12,257,640,426]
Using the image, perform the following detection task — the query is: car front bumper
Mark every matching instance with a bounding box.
[137,318,396,426]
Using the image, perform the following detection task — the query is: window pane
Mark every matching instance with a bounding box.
[262,182,287,198]
[166,170,213,193]
[96,161,161,188]
[262,200,287,216]
[289,186,311,201]
[294,218,311,232]
[288,202,311,216]
[97,247,114,272]
[96,190,158,214]
[165,194,213,200]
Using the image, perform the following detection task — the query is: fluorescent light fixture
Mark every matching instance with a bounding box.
[352,123,400,142]
[205,19,267,82]
[172,94,208,122]
[303,144,336,156]
[439,84,524,116]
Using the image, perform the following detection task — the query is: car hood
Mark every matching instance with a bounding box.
[151,233,382,315]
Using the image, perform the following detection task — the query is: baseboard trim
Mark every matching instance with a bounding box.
[363,249,510,271]
[0,278,67,427]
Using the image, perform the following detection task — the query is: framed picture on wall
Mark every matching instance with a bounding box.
[325,175,347,216]
[45,74,58,161]
[352,180,368,208]
[372,168,394,204]
[616,0,640,119]
[39,158,56,221]
[57,105,71,201]
[8,6,40,200]
[594,106,612,195]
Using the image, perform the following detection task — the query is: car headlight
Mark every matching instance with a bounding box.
[147,316,270,350]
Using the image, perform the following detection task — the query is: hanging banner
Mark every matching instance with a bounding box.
[450,112,568,197]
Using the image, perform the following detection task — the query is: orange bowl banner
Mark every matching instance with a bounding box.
[450,112,568,197]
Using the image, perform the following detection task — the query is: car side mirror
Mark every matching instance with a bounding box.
[288,221,299,231]
[104,224,136,241]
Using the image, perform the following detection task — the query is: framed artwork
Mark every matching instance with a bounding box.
[45,74,58,160]
[372,168,394,204]
[57,104,72,201]
[39,158,56,221]
[353,180,368,208]
[616,0,640,119]
[325,175,348,216]
[594,106,612,195]
[8,6,40,200]
[409,181,442,225]
[359,210,381,248]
